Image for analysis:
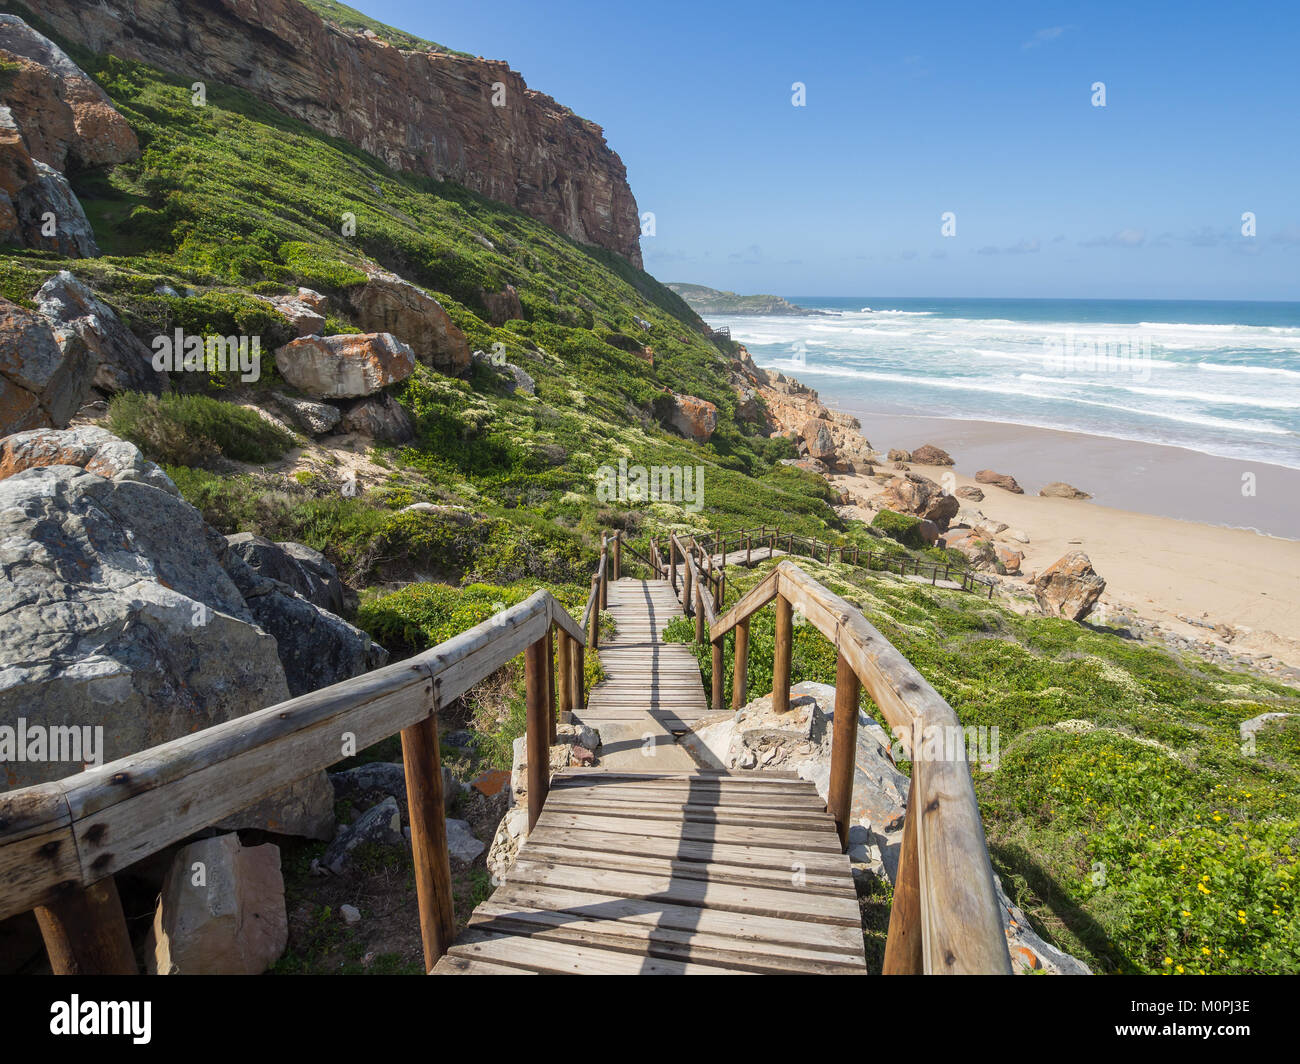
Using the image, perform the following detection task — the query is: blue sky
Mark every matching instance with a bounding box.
[358,1,1298,300]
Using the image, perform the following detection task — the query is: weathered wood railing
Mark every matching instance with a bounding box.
[685,524,997,597]
[0,590,588,975]
[707,560,1010,974]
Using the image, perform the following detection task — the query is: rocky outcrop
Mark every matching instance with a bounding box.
[800,417,836,461]
[976,469,1024,494]
[271,390,340,435]
[888,448,911,462]
[34,0,643,264]
[664,392,717,442]
[1040,480,1091,500]
[942,529,999,571]
[340,392,415,443]
[35,271,165,395]
[878,472,960,531]
[274,332,414,398]
[146,834,287,975]
[955,485,984,501]
[481,284,524,326]
[0,427,290,789]
[13,158,98,255]
[1033,551,1106,621]
[346,264,470,376]
[259,290,326,337]
[910,443,954,466]
[0,296,96,435]
[0,16,138,170]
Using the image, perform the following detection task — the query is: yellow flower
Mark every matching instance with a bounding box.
[1163,957,1172,966]
[1202,947,1211,955]
[1176,965,1185,974]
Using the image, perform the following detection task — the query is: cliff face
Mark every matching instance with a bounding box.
[32,0,644,266]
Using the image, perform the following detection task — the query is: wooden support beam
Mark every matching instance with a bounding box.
[613,533,621,580]
[711,638,724,712]
[883,775,923,974]
[573,640,585,711]
[694,581,705,643]
[589,574,601,649]
[401,712,456,971]
[34,878,135,975]
[827,652,861,850]
[772,593,792,713]
[556,629,573,723]
[525,638,549,832]
[546,627,557,744]
[732,617,750,710]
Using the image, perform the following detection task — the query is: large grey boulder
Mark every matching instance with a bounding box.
[35,271,165,395]
[340,392,414,442]
[220,549,386,698]
[145,834,287,975]
[224,532,345,614]
[15,159,98,256]
[321,796,404,875]
[271,391,340,436]
[0,431,290,790]
[0,296,96,434]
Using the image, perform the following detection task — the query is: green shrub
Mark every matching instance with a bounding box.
[871,509,925,548]
[108,392,294,465]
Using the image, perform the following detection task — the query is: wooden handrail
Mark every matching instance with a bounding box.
[0,589,586,973]
[709,560,1010,975]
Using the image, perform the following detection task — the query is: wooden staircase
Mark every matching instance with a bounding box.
[432,578,869,975]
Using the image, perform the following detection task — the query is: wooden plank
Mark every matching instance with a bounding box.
[532,811,847,854]
[489,881,865,957]
[540,796,838,832]
[546,782,828,809]
[507,858,862,926]
[467,903,864,974]
[0,783,80,922]
[449,927,749,975]
[430,954,538,975]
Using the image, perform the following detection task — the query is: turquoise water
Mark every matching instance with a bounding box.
[707,298,1300,469]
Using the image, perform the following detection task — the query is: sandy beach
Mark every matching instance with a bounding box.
[829,413,1300,669]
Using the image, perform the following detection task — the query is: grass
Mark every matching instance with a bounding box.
[108,392,295,464]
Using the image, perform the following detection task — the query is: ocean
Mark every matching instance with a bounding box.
[707,298,1300,471]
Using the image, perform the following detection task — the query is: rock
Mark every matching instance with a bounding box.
[570,744,595,767]
[992,873,1092,975]
[1001,527,1030,544]
[322,796,403,875]
[0,431,292,790]
[975,469,1024,494]
[446,818,485,866]
[1032,551,1106,621]
[346,264,470,376]
[0,16,139,170]
[878,472,960,531]
[329,761,461,813]
[955,485,984,501]
[910,443,954,466]
[220,549,386,698]
[271,390,340,435]
[887,448,911,462]
[146,834,286,975]
[225,533,342,612]
[994,545,1024,575]
[260,293,325,337]
[664,392,717,442]
[800,417,837,460]
[480,284,523,326]
[214,771,335,840]
[1040,481,1091,500]
[1239,712,1295,743]
[0,296,96,434]
[35,271,165,395]
[340,392,414,443]
[15,159,98,256]
[273,332,414,398]
[942,529,999,571]
[470,768,511,797]
[917,518,940,545]
[556,722,600,750]
[471,349,535,396]
[340,904,361,925]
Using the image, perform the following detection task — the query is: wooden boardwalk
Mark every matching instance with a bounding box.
[432,578,868,975]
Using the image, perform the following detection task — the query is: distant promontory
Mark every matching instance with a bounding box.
[666,283,826,316]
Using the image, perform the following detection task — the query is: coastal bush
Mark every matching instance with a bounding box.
[109,392,294,464]
[871,508,925,548]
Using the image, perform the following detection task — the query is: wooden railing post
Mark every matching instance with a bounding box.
[546,626,557,744]
[717,568,726,610]
[670,538,678,590]
[746,533,752,566]
[589,573,601,649]
[772,593,792,713]
[401,710,456,971]
[556,628,573,724]
[35,879,136,975]
[599,539,608,609]
[827,651,861,849]
[694,580,705,643]
[732,617,750,709]
[882,774,923,974]
[613,532,621,580]
[525,637,549,831]
[711,638,724,711]
[573,639,585,711]
[682,553,692,615]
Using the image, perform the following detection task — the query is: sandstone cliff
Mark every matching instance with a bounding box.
[31,0,644,266]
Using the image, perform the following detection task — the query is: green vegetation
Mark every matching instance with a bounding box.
[665,555,1300,975]
[108,392,295,464]
[870,508,925,549]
